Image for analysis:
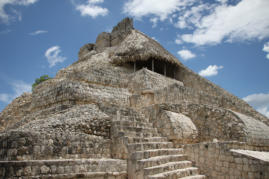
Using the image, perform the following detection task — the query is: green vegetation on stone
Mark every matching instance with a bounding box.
[32,75,51,90]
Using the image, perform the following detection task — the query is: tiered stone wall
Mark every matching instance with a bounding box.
[0,93,32,132]
[142,103,267,143]
[0,159,127,179]
[0,131,111,161]
[131,81,269,126]
[183,141,269,179]
[31,79,130,112]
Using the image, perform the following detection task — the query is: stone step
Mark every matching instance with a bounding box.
[119,131,161,138]
[138,155,187,168]
[115,126,158,135]
[147,167,199,179]
[118,115,149,123]
[112,120,153,128]
[179,175,206,179]
[127,137,168,144]
[24,171,127,179]
[113,110,147,121]
[131,148,184,160]
[144,161,192,176]
[128,142,174,152]
[0,159,126,178]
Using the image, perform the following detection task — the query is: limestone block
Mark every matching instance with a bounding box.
[157,110,198,144]
[23,166,31,176]
[96,32,111,51]
[40,165,50,174]
[78,43,95,60]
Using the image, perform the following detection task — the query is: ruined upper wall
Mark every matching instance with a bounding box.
[78,17,134,60]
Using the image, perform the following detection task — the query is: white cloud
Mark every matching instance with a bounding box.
[177,49,196,61]
[263,42,269,52]
[29,30,48,36]
[243,92,269,118]
[0,81,31,104]
[199,65,223,77]
[179,0,269,45]
[0,0,38,23]
[175,36,182,44]
[257,107,269,118]
[74,0,108,18]
[45,46,66,68]
[263,42,269,59]
[151,37,158,42]
[123,0,195,21]
[150,17,158,28]
[175,3,211,29]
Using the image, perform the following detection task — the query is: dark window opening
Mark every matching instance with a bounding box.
[129,58,178,79]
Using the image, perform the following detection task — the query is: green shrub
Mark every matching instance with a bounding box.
[32,75,51,90]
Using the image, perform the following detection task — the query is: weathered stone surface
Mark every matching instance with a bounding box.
[96,32,111,51]
[0,93,32,132]
[184,142,269,179]
[0,17,268,179]
[111,17,133,46]
[156,111,198,144]
[78,43,96,60]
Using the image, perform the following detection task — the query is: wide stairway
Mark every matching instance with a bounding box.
[111,109,206,179]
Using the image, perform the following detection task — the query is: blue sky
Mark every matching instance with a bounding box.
[0,0,269,117]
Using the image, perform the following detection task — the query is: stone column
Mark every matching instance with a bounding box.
[152,59,154,72]
[164,64,167,76]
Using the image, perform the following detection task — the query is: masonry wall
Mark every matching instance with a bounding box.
[31,79,130,112]
[130,82,269,126]
[0,131,111,161]
[0,159,127,179]
[0,93,32,132]
[183,141,269,179]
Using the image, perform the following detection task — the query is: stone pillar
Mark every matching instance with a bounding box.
[152,59,154,72]
[134,61,136,72]
[164,64,166,76]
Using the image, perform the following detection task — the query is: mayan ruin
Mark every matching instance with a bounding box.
[0,17,269,179]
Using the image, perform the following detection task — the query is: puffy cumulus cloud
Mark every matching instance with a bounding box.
[123,0,195,23]
[0,81,31,104]
[243,92,269,118]
[74,0,108,18]
[174,3,211,30]
[29,30,48,36]
[45,46,66,68]
[199,65,223,77]
[0,0,38,23]
[263,42,269,60]
[178,0,269,45]
[177,49,196,61]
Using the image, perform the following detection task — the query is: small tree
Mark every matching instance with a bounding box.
[32,75,51,91]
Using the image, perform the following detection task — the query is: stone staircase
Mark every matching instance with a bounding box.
[111,109,206,179]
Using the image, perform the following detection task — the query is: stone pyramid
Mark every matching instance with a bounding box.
[0,18,269,179]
